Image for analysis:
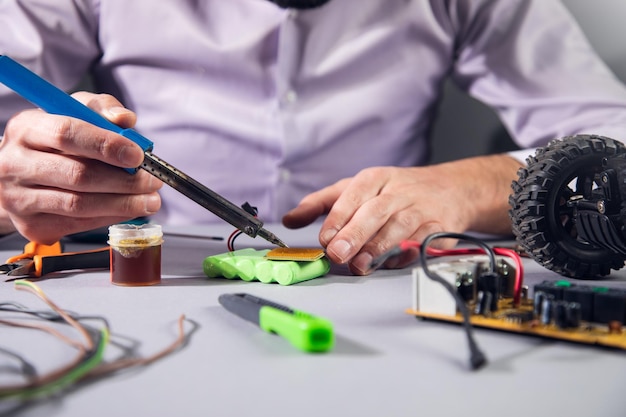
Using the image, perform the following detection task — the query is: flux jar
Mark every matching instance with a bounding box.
[108,223,163,286]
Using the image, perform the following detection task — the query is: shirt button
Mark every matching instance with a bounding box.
[279,168,291,182]
[282,89,297,105]
[288,10,298,19]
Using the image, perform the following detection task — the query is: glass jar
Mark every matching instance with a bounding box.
[108,223,163,286]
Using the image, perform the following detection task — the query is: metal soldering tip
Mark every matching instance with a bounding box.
[257,228,289,248]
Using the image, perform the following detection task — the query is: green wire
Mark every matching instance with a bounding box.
[0,327,109,400]
[1,280,111,400]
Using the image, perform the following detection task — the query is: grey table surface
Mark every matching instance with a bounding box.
[1,223,626,417]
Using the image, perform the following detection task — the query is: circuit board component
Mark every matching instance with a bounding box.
[409,257,626,350]
[265,247,325,261]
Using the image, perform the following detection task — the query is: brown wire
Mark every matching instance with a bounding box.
[84,314,187,378]
[0,319,89,393]
[1,280,191,398]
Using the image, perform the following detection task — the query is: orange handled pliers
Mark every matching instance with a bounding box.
[0,241,110,280]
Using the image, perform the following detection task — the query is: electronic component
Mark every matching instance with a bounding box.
[413,255,517,317]
[265,247,325,261]
[413,259,472,316]
[203,248,330,285]
[410,261,626,350]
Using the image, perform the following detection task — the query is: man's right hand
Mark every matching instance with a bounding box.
[0,92,162,244]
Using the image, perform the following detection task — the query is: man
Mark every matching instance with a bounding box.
[1,0,626,275]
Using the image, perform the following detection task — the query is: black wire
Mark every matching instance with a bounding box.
[419,232,491,370]
[0,347,37,378]
[0,301,111,391]
[0,302,111,329]
[370,246,403,270]
[228,230,243,251]
[227,202,258,252]
[0,315,105,400]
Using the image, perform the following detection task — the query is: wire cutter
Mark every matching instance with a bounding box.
[0,241,110,280]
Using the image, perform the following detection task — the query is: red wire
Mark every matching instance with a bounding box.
[398,240,524,306]
[226,229,241,252]
[228,206,259,252]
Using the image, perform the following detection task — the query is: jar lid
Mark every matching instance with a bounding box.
[108,224,163,247]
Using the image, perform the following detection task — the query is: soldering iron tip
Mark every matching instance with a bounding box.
[258,228,289,248]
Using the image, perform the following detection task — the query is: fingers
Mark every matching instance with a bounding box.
[9,212,158,246]
[318,171,386,247]
[1,168,161,244]
[281,200,326,229]
[299,166,472,276]
[282,180,347,228]
[0,173,161,215]
[0,150,160,194]
[72,91,137,129]
[0,91,161,243]
[344,207,429,275]
[320,168,403,264]
[2,187,161,245]
[375,222,457,270]
[5,93,145,169]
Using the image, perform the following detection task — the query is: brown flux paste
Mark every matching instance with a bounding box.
[108,224,163,286]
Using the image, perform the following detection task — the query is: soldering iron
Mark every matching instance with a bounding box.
[0,55,287,248]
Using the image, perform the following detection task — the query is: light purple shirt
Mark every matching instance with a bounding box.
[2,0,626,225]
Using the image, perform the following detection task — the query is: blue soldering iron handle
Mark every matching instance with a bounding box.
[0,55,153,173]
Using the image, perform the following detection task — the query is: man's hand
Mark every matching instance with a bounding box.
[0,92,163,243]
[282,154,523,275]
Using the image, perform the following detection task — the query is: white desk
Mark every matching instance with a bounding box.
[2,223,626,417]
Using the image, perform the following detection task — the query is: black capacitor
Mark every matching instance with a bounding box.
[563,286,594,322]
[534,280,571,301]
[474,290,492,317]
[554,301,569,329]
[533,291,547,317]
[567,302,582,328]
[478,272,500,311]
[457,275,475,303]
[541,297,553,325]
[592,289,626,324]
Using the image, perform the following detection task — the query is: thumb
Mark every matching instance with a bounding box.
[71,91,137,128]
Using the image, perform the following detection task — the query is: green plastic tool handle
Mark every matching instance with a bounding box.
[259,306,334,352]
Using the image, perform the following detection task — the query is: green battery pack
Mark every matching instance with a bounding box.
[202,248,331,285]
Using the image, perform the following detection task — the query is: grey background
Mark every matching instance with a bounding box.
[429,0,626,163]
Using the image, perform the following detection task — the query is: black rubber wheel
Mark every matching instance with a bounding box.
[509,134,626,278]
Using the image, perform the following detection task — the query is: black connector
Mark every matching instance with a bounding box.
[470,349,487,370]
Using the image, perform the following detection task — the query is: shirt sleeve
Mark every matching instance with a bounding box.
[0,0,101,129]
[448,0,626,152]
